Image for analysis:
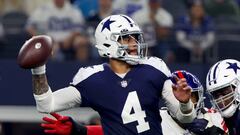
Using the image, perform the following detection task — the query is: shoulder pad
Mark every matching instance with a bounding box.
[71,64,104,85]
[141,57,171,77]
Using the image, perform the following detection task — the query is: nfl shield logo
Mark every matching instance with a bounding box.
[121,80,128,88]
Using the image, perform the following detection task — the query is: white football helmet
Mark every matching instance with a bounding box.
[95,14,148,65]
[206,59,240,117]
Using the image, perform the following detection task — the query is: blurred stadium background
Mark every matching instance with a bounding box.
[0,0,240,134]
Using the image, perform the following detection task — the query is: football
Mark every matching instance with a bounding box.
[17,35,53,69]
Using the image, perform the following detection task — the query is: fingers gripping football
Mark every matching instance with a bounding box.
[17,35,53,69]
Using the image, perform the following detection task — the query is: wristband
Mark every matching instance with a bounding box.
[180,100,193,112]
[31,65,46,75]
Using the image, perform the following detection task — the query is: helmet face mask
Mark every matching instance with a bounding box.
[192,86,204,110]
[95,15,148,65]
[211,84,235,108]
[207,79,240,117]
[206,59,240,117]
[113,31,148,63]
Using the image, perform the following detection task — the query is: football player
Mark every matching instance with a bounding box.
[206,59,240,135]
[160,70,228,135]
[31,14,196,134]
[40,70,227,135]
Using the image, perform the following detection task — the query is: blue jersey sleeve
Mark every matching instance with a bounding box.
[70,64,104,107]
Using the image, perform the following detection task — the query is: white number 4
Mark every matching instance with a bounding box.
[121,91,150,133]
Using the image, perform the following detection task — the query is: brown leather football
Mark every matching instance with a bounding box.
[17,35,53,69]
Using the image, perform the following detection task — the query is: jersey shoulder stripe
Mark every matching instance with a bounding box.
[70,64,104,85]
[205,108,217,113]
[141,57,171,77]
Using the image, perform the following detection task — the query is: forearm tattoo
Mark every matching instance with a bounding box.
[32,74,49,95]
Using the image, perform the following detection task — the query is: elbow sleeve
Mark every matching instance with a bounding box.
[33,87,53,113]
[176,101,196,123]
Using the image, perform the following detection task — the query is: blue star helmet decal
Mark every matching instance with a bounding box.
[226,62,240,74]
[101,18,115,32]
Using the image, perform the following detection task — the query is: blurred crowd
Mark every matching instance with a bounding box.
[0,0,240,64]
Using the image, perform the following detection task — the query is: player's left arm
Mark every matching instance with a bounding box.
[159,62,195,123]
[144,57,196,123]
[162,79,196,123]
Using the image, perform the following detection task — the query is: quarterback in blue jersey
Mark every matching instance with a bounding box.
[40,70,226,135]
[206,59,240,135]
[31,14,195,135]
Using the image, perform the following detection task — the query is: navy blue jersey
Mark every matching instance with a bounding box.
[224,109,240,135]
[71,57,171,135]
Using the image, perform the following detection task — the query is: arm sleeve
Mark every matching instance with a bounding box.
[33,86,81,113]
[144,57,196,123]
[162,79,196,123]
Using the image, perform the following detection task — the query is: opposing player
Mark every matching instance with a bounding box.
[160,70,228,135]
[31,14,195,134]
[206,59,240,135]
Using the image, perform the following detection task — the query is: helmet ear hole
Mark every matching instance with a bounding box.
[103,43,111,47]
[122,52,126,56]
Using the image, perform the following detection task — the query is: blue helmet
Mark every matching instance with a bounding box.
[171,70,204,111]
